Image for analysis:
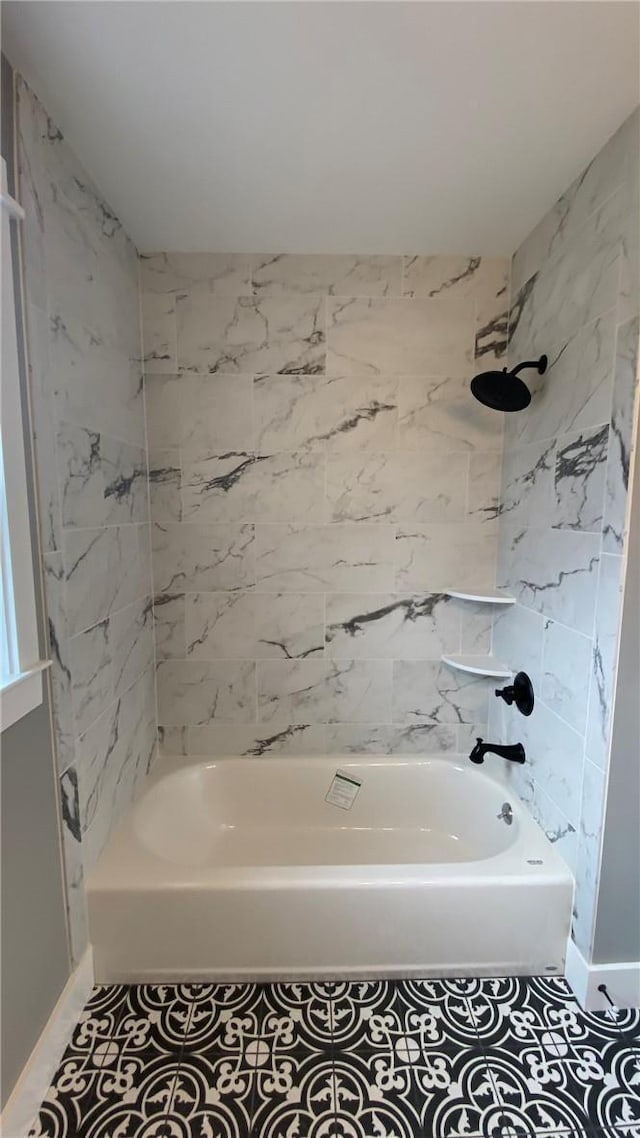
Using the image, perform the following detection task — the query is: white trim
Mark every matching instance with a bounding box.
[565,937,640,1011]
[0,190,25,222]
[1,155,48,729]
[0,949,94,1138]
[0,661,51,732]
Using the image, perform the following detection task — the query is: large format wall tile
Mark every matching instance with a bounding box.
[57,422,147,529]
[186,721,328,757]
[140,252,254,297]
[254,373,398,453]
[176,293,326,374]
[326,296,474,375]
[324,723,459,756]
[141,293,177,372]
[541,618,592,736]
[552,424,608,532]
[585,553,624,768]
[156,660,256,726]
[498,525,600,636]
[184,592,325,661]
[182,450,325,524]
[152,521,255,593]
[572,759,607,956]
[395,524,498,592]
[325,592,459,660]
[64,524,150,638]
[145,373,254,457]
[253,253,402,297]
[510,109,638,295]
[257,659,392,725]
[401,255,509,367]
[509,188,625,361]
[142,252,512,754]
[498,107,640,961]
[255,524,396,592]
[397,374,502,453]
[504,314,616,449]
[392,661,494,725]
[603,315,640,552]
[18,76,156,962]
[326,451,468,523]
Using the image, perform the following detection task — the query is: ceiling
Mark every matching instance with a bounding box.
[3,1,639,255]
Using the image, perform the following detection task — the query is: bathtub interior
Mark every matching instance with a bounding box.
[132,756,518,869]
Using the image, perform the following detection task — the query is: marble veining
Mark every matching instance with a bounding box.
[553,424,608,532]
[254,524,396,593]
[254,373,398,454]
[17,76,155,962]
[140,251,509,753]
[498,106,640,960]
[145,373,253,457]
[326,296,475,376]
[152,521,255,594]
[392,661,494,726]
[325,592,459,660]
[252,253,402,297]
[257,659,392,725]
[176,293,326,375]
[395,524,498,593]
[182,450,325,524]
[326,451,468,524]
[603,315,640,552]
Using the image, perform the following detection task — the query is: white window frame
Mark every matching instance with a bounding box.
[1,155,50,732]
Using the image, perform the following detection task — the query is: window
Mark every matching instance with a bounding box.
[1,155,49,731]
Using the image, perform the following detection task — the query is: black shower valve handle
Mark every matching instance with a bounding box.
[493,671,535,717]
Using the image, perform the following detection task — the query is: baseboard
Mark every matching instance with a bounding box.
[565,938,640,1011]
[1,948,94,1138]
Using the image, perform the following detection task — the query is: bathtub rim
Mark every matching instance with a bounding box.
[87,752,574,893]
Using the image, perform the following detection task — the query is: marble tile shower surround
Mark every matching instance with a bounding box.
[492,107,640,961]
[16,77,156,966]
[140,250,510,760]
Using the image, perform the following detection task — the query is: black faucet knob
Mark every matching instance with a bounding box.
[494,671,535,717]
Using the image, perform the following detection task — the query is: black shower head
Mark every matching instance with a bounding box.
[471,355,547,412]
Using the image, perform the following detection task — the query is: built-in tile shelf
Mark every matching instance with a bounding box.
[441,654,512,678]
[444,588,516,605]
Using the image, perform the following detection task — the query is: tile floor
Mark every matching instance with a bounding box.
[28,976,640,1138]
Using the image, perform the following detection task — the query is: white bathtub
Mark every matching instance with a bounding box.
[88,755,573,982]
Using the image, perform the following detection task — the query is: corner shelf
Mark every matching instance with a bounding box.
[441,654,512,679]
[444,588,515,605]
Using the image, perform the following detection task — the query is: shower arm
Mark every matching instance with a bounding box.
[510,356,548,378]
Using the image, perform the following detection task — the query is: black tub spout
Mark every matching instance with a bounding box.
[469,738,526,765]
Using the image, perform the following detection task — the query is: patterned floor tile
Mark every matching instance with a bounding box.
[463,976,577,1048]
[331,1050,422,1137]
[410,1047,499,1138]
[111,985,196,1055]
[248,1051,337,1137]
[25,978,640,1138]
[28,1053,181,1138]
[459,975,640,1134]
[581,1035,640,1133]
[330,978,479,1052]
[178,980,334,1058]
[164,1052,254,1137]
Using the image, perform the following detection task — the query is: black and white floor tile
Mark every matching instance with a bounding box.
[28,976,640,1138]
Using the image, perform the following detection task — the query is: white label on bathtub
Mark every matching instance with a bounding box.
[325,769,362,810]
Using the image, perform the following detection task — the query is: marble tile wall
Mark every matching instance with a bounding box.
[16,77,156,964]
[492,108,640,960]
[140,251,510,760]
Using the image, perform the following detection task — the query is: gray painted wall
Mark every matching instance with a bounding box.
[0,54,70,1110]
[593,412,640,965]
